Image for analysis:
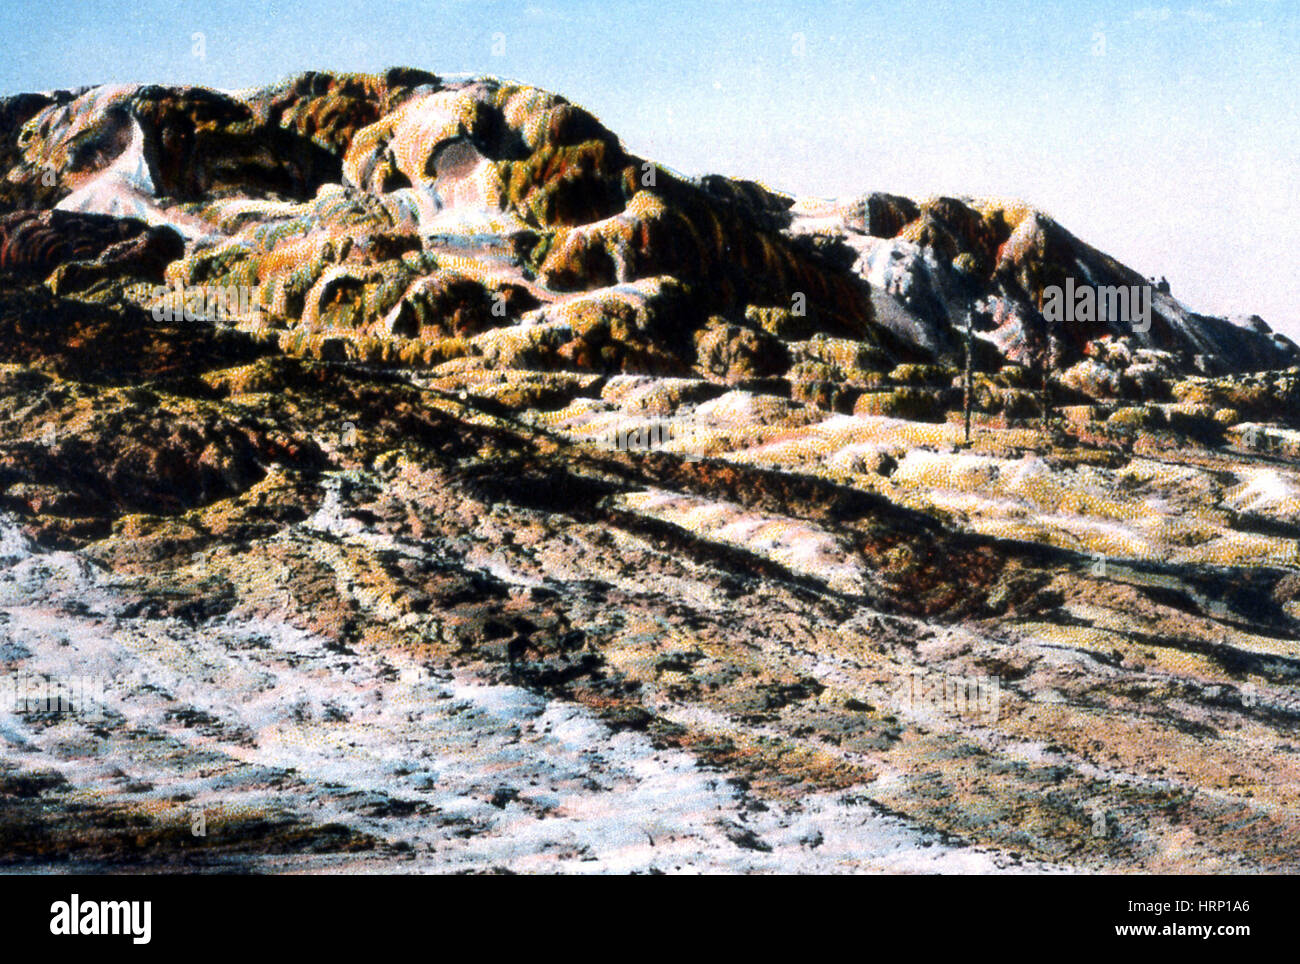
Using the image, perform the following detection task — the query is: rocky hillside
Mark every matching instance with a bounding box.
[0,69,1298,873]
[3,69,1294,387]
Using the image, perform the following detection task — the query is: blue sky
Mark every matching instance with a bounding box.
[3,0,1297,334]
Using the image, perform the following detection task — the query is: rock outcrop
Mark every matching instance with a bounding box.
[2,68,1292,397]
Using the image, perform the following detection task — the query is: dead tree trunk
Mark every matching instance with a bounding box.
[963,310,974,444]
[1040,326,1054,437]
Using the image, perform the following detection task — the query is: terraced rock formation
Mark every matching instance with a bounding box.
[0,69,1297,872]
